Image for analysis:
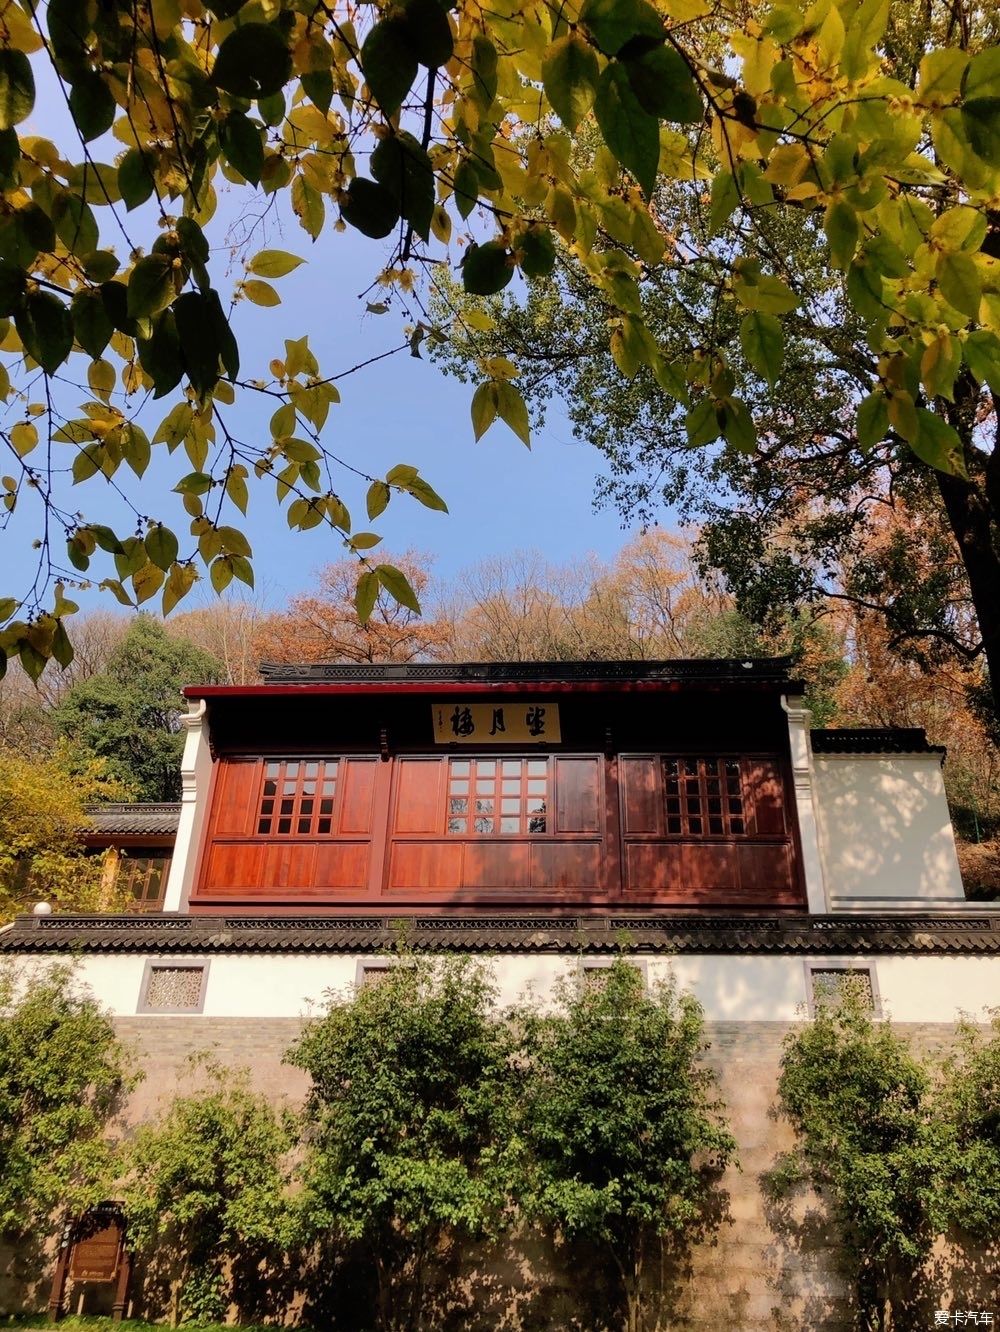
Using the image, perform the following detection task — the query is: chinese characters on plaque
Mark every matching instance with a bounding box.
[433,703,561,745]
[935,1315,995,1327]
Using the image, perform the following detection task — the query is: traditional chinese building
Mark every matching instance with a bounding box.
[2,659,998,1327]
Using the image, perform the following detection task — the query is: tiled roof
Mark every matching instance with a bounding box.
[83,803,181,837]
[2,912,998,956]
[811,728,946,756]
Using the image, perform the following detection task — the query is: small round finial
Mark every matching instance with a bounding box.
[32,901,53,917]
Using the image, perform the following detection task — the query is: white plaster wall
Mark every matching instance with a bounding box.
[27,951,1000,1024]
[813,754,966,907]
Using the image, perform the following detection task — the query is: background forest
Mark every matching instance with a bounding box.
[1,528,997,910]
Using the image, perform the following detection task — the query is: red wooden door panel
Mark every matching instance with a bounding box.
[555,757,601,832]
[463,841,532,890]
[744,758,786,835]
[210,759,260,837]
[620,757,662,835]
[393,759,446,834]
[531,842,603,891]
[387,841,463,891]
[339,759,376,834]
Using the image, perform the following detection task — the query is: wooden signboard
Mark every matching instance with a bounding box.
[69,1211,124,1281]
[49,1203,132,1322]
[432,701,561,744]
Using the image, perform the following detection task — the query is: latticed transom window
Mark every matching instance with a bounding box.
[446,758,549,836]
[257,759,339,835]
[122,856,169,911]
[664,758,745,836]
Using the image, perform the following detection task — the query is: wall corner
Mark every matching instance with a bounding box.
[162,698,211,913]
[781,693,828,914]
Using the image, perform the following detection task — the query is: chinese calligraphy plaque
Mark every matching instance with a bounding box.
[432,703,561,744]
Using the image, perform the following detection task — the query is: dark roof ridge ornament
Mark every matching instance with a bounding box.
[255,657,797,685]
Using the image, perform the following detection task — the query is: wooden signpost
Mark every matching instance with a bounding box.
[48,1203,132,1322]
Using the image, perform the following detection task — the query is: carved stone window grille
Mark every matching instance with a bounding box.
[805,963,880,1017]
[446,757,549,836]
[664,758,745,836]
[257,759,339,836]
[140,962,209,1013]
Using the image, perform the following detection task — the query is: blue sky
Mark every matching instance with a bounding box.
[4,76,639,614]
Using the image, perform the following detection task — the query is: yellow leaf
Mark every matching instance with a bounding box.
[243,279,281,307]
[10,422,37,457]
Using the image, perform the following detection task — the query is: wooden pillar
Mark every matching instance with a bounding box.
[47,1221,73,1322]
[112,1249,133,1322]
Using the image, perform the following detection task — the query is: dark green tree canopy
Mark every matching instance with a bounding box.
[54,613,222,800]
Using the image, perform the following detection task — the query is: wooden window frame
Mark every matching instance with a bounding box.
[445,755,551,838]
[621,752,787,842]
[119,853,170,912]
[663,756,747,838]
[254,757,342,838]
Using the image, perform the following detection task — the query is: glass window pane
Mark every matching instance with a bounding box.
[280,799,294,814]
[474,816,493,833]
[501,798,521,814]
[297,817,311,834]
[449,798,468,813]
[302,781,316,796]
[689,817,702,834]
[502,780,521,795]
[285,762,299,777]
[263,780,277,796]
[300,799,313,815]
[278,818,291,834]
[528,780,546,796]
[731,818,745,834]
[304,762,319,777]
[475,799,494,814]
[260,799,273,815]
[323,779,337,795]
[451,759,470,774]
[500,817,520,834]
[318,818,331,834]
[709,816,723,834]
[448,818,467,834]
[528,759,547,776]
[320,798,334,815]
[502,760,520,776]
[528,815,546,833]
[477,759,495,774]
[257,819,271,833]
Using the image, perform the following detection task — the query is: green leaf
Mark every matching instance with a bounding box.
[219,112,264,185]
[963,330,1000,395]
[174,291,222,396]
[856,392,889,449]
[301,71,333,115]
[52,192,98,258]
[361,16,417,118]
[937,251,981,320]
[887,390,919,442]
[68,72,115,142]
[367,480,391,520]
[719,395,755,452]
[137,309,183,398]
[341,177,400,240]
[402,0,453,69]
[685,397,721,446]
[114,536,147,579]
[709,170,739,235]
[518,224,556,279]
[0,50,34,130]
[127,254,176,319]
[471,36,498,109]
[594,63,659,197]
[162,562,197,616]
[624,46,701,122]
[0,259,25,316]
[961,98,1000,168]
[16,291,73,374]
[350,531,382,550]
[542,34,600,132]
[824,199,859,271]
[453,159,479,220]
[372,132,435,242]
[71,289,113,360]
[354,570,379,623]
[579,0,664,57]
[495,381,531,446]
[211,23,292,100]
[462,242,513,297]
[144,524,179,572]
[739,311,783,387]
[733,273,799,315]
[248,250,304,278]
[375,563,421,613]
[909,408,967,477]
[471,382,498,439]
[964,46,1000,100]
[406,477,448,512]
[174,471,213,496]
